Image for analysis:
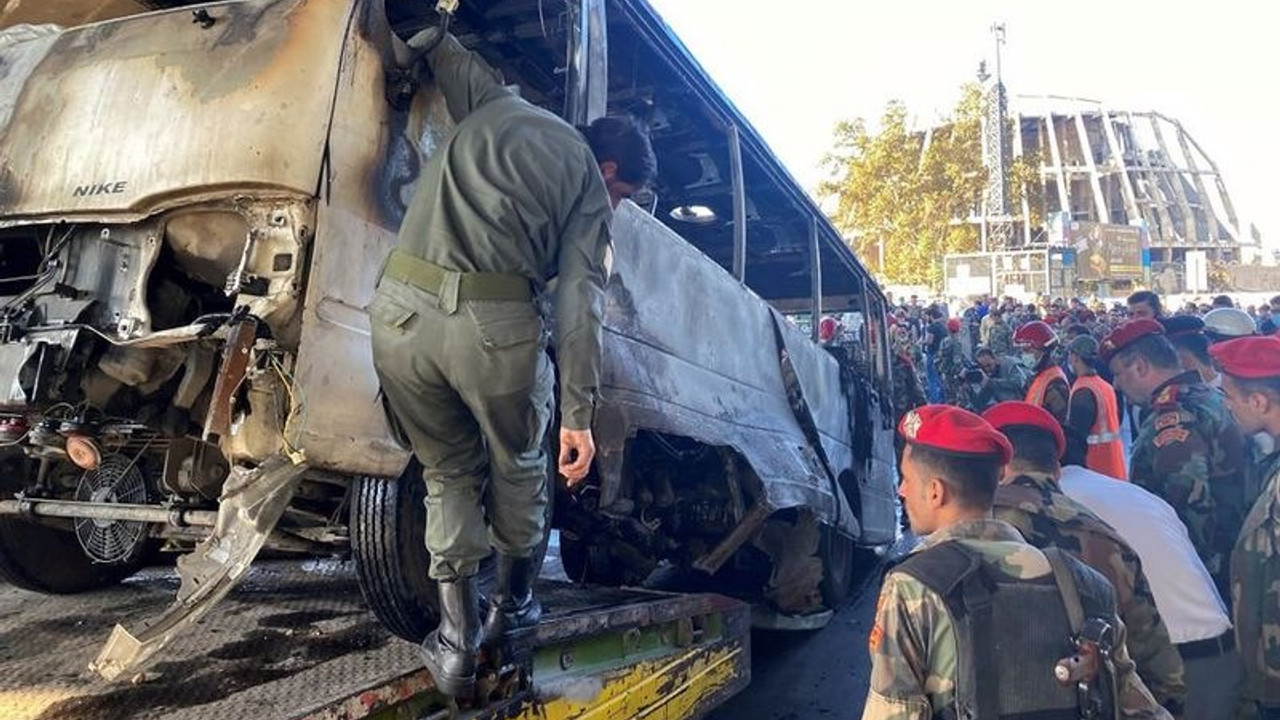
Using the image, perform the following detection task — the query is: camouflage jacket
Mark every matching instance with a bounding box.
[988,320,1013,356]
[891,352,926,424]
[1129,371,1248,598]
[965,358,1028,412]
[994,472,1186,712]
[863,518,1170,720]
[1232,445,1280,707]
[934,336,965,382]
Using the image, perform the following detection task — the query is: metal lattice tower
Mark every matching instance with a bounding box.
[980,23,1014,250]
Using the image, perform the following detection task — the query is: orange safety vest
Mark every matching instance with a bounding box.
[1026,366,1068,409]
[1069,374,1127,480]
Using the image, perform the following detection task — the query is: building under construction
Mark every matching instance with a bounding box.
[944,77,1263,298]
[1013,96,1249,256]
[939,25,1267,299]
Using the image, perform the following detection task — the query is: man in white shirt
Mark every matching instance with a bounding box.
[1059,441,1240,720]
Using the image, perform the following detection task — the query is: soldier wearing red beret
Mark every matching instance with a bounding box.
[984,402,1186,713]
[1209,335,1280,719]
[1102,320,1248,605]
[863,405,1169,719]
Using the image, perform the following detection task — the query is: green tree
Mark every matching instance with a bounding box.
[821,84,1033,288]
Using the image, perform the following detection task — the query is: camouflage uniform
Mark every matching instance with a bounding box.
[934,334,965,403]
[864,517,1170,719]
[963,357,1027,413]
[1129,371,1248,602]
[994,472,1186,712]
[891,351,926,426]
[988,318,1014,357]
[1232,447,1280,715]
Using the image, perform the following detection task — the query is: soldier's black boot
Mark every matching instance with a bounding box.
[482,554,542,647]
[419,577,482,698]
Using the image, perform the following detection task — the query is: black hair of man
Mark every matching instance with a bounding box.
[583,115,658,187]
[1168,331,1212,367]
[1127,290,1162,316]
[1067,323,1092,338]
[1211,295,1234,309]
[975,346,995,359]
[1270,294,1280,308]
[908,444,1003,510]
[1113,333,1180,371]
[1000,425,1061,474]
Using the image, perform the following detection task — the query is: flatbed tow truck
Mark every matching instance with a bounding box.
[0,559,750,720]
[0,1,897,717]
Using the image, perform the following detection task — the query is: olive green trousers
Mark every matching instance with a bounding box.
[369,277,552,581]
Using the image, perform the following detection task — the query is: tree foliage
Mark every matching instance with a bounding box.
[821,84,1039,289]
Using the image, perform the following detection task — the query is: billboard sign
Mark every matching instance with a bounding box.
[1068,222,1144,279]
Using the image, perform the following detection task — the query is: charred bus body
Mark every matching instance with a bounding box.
[0,0,897,676]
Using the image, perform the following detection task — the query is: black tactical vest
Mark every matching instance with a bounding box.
[893,540,1119,720]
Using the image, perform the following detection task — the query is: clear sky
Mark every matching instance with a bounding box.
[646,0,1280,247]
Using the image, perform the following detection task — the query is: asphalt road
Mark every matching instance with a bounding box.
[705,551,888,720]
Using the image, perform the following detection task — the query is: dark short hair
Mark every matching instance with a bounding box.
[1114,334,1180,371]
[583,116,657,187]
[908,444,1002,510]
[1212,295,1234,308]
[1270,294,1280,307]
[1001,426,1061,473]
[1168,331,1212,367]
[1127,290,1162,315]
[975,346,995,358]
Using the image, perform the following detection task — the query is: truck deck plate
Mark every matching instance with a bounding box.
[0,560,749,720]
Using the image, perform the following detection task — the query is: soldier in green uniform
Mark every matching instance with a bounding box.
[960,347,1028,413]
[864,404,1168,719]
[891,322,926,426]
[984,402,1186,715]
[371,29,656,696]
[1102,319,1248,605]
[987,307,1014,357]
[934,318,965,403]
[1209,335,1280,719]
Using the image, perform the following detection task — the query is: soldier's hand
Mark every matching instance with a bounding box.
[559,427,596,486]
[406,27,443,54]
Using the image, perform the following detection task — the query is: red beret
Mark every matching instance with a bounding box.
[1100,319,1165,364]
[982,401,1066,459]
[1210,336,1280,380]
[947,318,961,333]
[898,404,1013,464]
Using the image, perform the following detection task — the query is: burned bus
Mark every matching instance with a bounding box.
[0,0,897,677]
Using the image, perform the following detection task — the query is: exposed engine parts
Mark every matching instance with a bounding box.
[0,199,319,567]
[74,453,150,564]
[558,432,829,614]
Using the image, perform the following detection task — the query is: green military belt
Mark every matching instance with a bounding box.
[383,248,533,302]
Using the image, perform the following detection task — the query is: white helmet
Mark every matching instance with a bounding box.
[1203,307,1257,342]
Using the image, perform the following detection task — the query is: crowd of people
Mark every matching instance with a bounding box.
[863,290,1280,719]
[888,292,1280,422]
